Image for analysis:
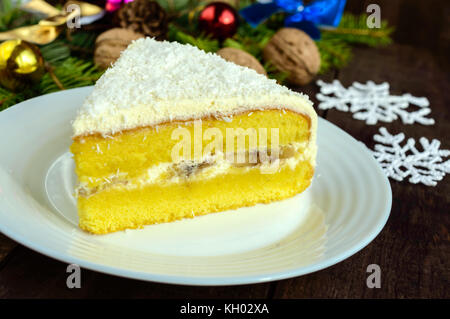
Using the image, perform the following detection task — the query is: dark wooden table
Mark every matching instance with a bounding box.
[0,1,449,299]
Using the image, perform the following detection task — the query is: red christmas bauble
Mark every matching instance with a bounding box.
[105,0,134,13]
[198,2,238,40]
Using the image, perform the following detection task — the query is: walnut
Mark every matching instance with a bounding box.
[217,47,267,75]
[94,28,144,69]
[263,28,320,86]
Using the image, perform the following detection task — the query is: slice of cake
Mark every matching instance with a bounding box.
[70,38,318,234]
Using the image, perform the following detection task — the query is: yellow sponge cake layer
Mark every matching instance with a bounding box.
[71,38,318,234]
[70,109,311,189]
[78,159,313,234]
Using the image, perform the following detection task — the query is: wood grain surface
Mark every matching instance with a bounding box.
[0,0,448,298]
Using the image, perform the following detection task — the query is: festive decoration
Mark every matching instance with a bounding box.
[64,1,105,25]
[198,2,239,40]
[0,0,104,45]
[316,80,434,125]
[240,0,347,39]
[106,0,134,13]
[372,127,450,186]
[0,0,395,108]
[263,28,320,85]
[116,0,168,39]
[217,47,266,75]
[0,39,45,91]
[94,28,144,69]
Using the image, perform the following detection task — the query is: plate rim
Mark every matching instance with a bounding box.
[0,86,392,286]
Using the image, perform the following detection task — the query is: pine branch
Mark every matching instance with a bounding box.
[0,86,37,111]
[316,13,393,73]
[168,24,219,52]
[156,0,197,14]
[226,22,276,59]
[65,30,97,53]
[263,61,289,84]
[0,0,38,31]
[317,38,352,74]
[40,31,96,65]
[40,40,71,65]
[322,13,394,47]
[39,57,104,94]
[0,56,103,110]
[237,0,254,10]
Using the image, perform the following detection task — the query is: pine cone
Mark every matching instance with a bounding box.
[116,0,168,40]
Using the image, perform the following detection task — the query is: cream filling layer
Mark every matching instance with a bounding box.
[76,142,315,197]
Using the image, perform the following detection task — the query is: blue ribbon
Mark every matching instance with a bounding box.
[240,0,347,39]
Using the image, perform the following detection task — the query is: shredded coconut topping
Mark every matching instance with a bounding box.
[73,38,314,136]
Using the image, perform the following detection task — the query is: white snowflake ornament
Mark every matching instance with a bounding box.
[316,80,434,125]
[372,127,450,186]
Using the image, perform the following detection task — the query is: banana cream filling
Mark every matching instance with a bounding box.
[76,142,315,197]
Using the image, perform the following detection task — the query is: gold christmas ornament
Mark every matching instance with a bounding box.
[263,28,320,86]
[94,28,145,69]
[217,47,266,75]
[0,39,45,91]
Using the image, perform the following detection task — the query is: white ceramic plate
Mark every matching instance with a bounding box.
[0,87,392,285]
